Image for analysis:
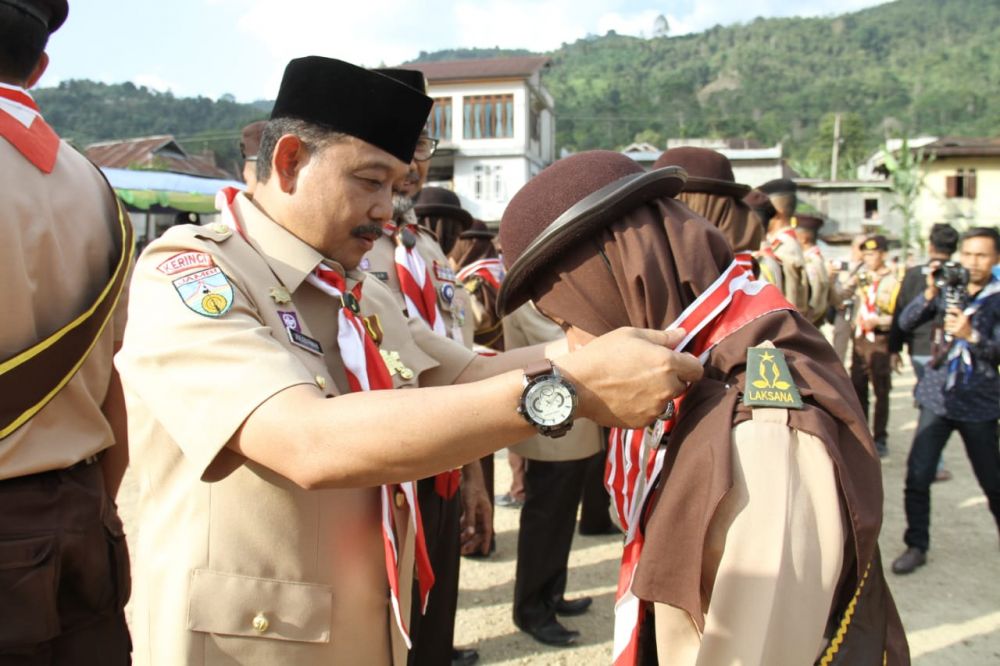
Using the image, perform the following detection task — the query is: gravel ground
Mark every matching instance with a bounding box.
[117,362,1000,664]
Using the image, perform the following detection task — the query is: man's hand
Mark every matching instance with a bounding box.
[944,307,974,341]
[890,352,904,374]
[459,461,493,556]
[559,327,704,429]
[924,260,942,302]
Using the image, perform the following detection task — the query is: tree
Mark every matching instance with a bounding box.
[653,14,670,38]
[882,137,931,263]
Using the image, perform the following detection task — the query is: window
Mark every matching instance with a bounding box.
[463,95,514,139]
[472,164,505,201]
[427,98,452,141]
[946,169,977,199]
[864,198,879,219]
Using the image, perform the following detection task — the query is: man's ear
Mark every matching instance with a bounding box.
[272,135,307,194]
[25,52,49,89]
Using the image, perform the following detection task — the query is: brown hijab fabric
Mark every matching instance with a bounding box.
[531,197,907,663]
[451,228,505,351]
[675,191,763,253]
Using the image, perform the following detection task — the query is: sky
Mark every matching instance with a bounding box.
[41,0,890,103]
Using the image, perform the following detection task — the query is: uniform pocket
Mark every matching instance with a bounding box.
[102,507,131,610]
[187,568,333,643]
[0,534,59,648]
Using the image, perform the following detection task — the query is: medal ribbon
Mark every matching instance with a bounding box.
[456,257,505,291]
[609,260,794,666]
[0,83,60,173]
[217,188,435,646]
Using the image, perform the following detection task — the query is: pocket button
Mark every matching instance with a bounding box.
[252,613,269,634]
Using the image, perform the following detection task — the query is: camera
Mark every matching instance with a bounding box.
[833,260,850,271]
[925,261,971,292]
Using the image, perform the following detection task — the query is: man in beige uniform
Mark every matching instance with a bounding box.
[793,214,831,326]
[759,178,810,312]
[115,56,700,666]
[505,302,604,646]
[0,0,132,661]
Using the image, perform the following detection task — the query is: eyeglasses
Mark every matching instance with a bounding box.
[413,136,439,162]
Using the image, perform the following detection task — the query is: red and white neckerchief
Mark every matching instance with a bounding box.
[770,226,798,249]
[0,83,60,173]
[855,272,882,342]
[609,259,793,666]
[383,220,464,498]
[383,222,448,337]
[216,187,435,647]
[733,251,755,273]
[456,257,505,291]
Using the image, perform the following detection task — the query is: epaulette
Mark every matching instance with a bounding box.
[193,222,236,244]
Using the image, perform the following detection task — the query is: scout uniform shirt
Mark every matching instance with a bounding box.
[362,219,476,349]
[115,192,475,666]
[767,226,810,313]
[802,244,831,326]
[853,266,901,338]
[0,132,128,478]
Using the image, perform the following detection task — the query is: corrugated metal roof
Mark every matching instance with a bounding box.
[398,56,551,82]
[85,135,233,179]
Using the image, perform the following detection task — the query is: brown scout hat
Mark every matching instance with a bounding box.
[792,214,824,233]
[460,219,496,240]
[653,146,749,199]
[862,234,888,252]
[414,187,473,229]
[1,0,67,32]
[497,150,686,315]
[239,120,267,161]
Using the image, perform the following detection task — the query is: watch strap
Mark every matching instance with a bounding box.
[523,358,554,379]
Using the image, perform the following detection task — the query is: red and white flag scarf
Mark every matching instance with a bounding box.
[383,221,463,499]
[384,223,448,337]
[216,187,435,647]
[608,260,793,666]
[456,257,505,291]
[0,83,60,173]
[856,274,882,342]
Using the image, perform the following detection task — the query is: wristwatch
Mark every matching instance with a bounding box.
[517,359,578,438]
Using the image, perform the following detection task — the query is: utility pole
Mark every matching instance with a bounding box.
[830,112,841,181]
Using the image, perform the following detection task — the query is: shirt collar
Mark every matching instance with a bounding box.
[232,193,326,293]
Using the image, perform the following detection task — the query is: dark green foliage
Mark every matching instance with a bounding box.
[30,0,1000,173]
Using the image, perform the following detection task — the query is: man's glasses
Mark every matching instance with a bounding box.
[413,136,439,162]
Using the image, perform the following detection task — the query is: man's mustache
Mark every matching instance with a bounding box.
[351,224,384,239]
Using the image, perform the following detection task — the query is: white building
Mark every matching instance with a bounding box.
[623,138,793,188]
[400,57,555,223]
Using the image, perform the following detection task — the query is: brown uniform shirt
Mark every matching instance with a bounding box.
[803,245,831,325]
[768,226,810,312]
[853,266,901,335]
[502,302,602,462]
[0,138,128,479]
[115,193,475,666]
[362,223,476,349]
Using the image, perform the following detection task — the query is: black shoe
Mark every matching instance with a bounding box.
[519,618,580,647]
[451,647,479,666]
[891,547,926,574]
[555,596,592,616]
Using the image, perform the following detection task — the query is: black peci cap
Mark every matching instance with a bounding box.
[1,0,68,32]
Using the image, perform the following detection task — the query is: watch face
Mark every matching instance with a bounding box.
[524,378,575,427]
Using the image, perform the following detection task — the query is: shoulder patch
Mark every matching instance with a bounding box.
[157,251,215,275]
[173,267,234,318]
[192,223,234,243]
[743,346,803,409]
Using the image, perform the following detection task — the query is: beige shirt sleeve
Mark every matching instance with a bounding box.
[406,313,477,387]
[115,234,319,477]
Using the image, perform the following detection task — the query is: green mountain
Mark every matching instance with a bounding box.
[30,0,1000,179]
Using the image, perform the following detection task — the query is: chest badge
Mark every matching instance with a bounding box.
[172,267,234,318]
[743,346,803,409]
[269,286,292,304]
[277,310,301,332]
[380,349,415,380]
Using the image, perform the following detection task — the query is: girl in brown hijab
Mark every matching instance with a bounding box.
[450,221,506,351]
[497,151,908,666]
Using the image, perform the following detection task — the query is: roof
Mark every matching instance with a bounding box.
[398,56,551,82]
[85,135,233,179]
[921,137,1000,158]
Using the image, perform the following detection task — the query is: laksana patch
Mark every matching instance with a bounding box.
[172,267,234,318]
[743,346,803,409]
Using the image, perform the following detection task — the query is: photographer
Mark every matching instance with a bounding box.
[892,227,1000,574]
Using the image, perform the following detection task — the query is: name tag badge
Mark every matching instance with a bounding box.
[372,271,390,282]
[287,328,323,356]
[433,261,455,284]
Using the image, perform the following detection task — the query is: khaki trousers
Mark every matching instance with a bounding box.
[655,408,845,665]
